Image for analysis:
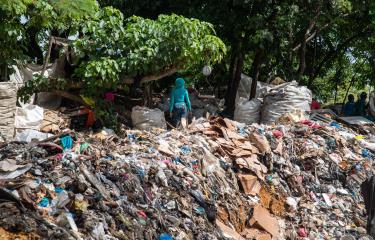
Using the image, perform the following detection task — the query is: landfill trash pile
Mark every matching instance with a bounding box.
[0,115,374,239]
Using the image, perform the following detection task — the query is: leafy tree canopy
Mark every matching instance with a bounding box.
[0,0,98,70]
[17,6,226,101]
[4,0,375,117]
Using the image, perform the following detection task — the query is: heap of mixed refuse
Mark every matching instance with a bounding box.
[0,115,374,240]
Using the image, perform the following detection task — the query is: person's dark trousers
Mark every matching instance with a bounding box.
[361,176,375,237]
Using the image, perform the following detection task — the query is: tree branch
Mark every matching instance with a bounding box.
[293,22,329,52]
[308,30,370,86]
[123,67,180,84]
[293,12,351,52]
[53,90,87,106]
[298,20,316,78]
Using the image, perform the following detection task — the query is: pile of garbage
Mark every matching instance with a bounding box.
[0,115,374,239]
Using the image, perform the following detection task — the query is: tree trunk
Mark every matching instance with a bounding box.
[26,27,43,64]
[249,49,264,100]
[0,64,7,82]
[334,81,338,104]
[224,53,238,112]
[298,39,307,79]
[143,82,153,107]
[224,49,244,115]
[297,19,317,81]
[333,66,342,104]
[53,90,87,105]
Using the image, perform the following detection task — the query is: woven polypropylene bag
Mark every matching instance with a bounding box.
[0,82,17,140]
[261,81,311,124]
[234,99,262,124]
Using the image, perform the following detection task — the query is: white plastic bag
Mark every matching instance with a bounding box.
[15,104,44,130]
[15,129,53,142]
[359,140,375,152]
[234,99,262,124]
[131,106,167,131]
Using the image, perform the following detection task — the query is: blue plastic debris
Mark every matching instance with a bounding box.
[257,128,265,135]
[55,187,64,193]
[159,233,173,240]
[237,126,246,135]
[362,149,372,158]
[103,156,113,161]
[194,207,205,215]
[219,160,230,170]
[355,164,362,171]
[266,175,273,183]
[136,168,145,179]
[180,145,191,155]
[60,135,73,150]
[172,157,182,165]
[127,134,136,141]
[38,197,50,207]
[329,122,341,129]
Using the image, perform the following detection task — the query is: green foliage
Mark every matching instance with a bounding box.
[13,3,226,126]
[111,0,375,115]
[50,0,99,21]
[95,100,118,129]
[18,75,69,103]
[0,0,31,68]
[0,0,99,77]
[69,7,226,96]
[6,0,375,120]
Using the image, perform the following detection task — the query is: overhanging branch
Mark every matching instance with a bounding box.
[123,67,180,84]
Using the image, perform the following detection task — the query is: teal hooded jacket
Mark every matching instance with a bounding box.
[169,78,192,113]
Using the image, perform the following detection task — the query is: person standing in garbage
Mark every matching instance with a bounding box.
[355,92,368,116]
[169,78,192,127]
[343,94,356,116]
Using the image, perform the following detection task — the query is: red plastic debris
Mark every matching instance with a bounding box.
[272,130,284,138]
[297,227,308,237]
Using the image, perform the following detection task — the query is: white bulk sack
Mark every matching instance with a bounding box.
[235,74,271,104]
[0,82,17,140]
[261,81,312,124]
[234,99,262,124]
[15,104,44,131]
[131,106,166,131]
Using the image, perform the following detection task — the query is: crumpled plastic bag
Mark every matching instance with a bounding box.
[131,106,167,131]
[234,99,262,124]
[15,129,53,142]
